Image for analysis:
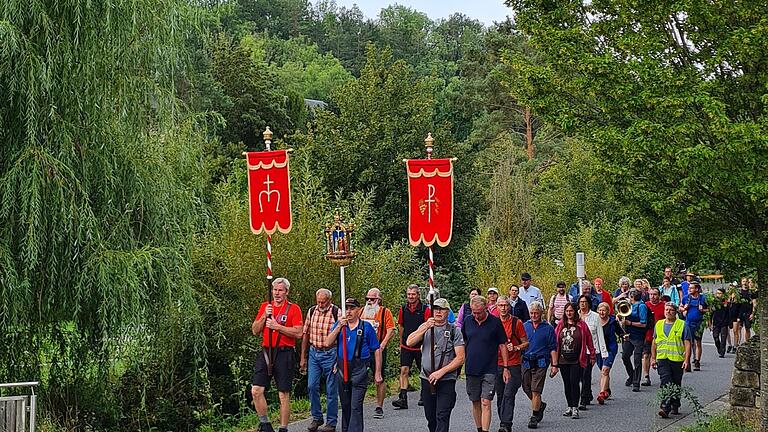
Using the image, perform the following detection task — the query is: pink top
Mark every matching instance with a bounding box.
[554,319,596,369]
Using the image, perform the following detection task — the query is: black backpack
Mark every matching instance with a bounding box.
[645,305,655,331]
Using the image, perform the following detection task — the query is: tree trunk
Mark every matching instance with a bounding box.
[525,107,534,160]
[758,251,768,432]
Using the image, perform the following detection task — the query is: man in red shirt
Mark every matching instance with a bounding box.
[251,278,304,432]
[495,296,529,432]
[642,287,666,387]
[394,284,431,409]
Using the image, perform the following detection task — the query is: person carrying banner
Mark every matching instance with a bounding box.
[251,278,304,432]
[407,298,465,432]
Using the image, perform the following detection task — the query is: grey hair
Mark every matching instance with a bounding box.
[580,279,592,289]
[470,295,488,307]
[618,276,631,286]
[496,295,510,305]
[272,277,290,291]
[367,288,381,298]
[316,288,332,299]
[407,283,420,291]
[529,301,544,312]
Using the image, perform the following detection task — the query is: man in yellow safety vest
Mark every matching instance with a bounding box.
[650,302,692,418]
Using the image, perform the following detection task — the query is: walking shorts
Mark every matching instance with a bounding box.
[252,348,296,392]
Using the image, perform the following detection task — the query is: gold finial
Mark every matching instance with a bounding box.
[424,133,434,148]
[263,126,273,141]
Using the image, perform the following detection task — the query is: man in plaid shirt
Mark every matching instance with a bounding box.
[301,289,340,432]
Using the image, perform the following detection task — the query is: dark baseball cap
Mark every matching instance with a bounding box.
[556,281,566,288]
[521,272,532,281]
[345,298,361,308]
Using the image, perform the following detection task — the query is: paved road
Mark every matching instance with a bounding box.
[291,341,732,432]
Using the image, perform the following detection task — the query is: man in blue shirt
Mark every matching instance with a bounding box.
[325,299,382,432]
[521,301,557,429]
[568,279,601,311]
[620,289,648,392]
[461,296,510,432]
[679,282,709,371]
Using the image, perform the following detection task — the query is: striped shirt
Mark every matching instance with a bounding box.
[303,305,338,349]
[549,294,570,320]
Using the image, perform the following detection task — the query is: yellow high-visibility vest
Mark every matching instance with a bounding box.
[654,319,685,362]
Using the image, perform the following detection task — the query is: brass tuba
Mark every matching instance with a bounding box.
[615,299,632,329]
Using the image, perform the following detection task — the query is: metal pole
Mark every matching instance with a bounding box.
[340,265,349,383]
[264,126,275,377]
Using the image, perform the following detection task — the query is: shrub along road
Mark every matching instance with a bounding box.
[289,341,732,431]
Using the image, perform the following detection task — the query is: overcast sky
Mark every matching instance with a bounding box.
[331,1,512,26]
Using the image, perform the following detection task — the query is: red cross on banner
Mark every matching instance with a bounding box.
[406,158,454,247]
[246,150,293,235]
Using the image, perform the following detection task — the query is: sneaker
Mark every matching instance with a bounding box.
[694,360,701,371]
[571,408,580,419]
[658,409,669,418]
[642,376,651,386]
[259,424,275,432]
[308,419,324,432]
[563,407,572,417]
[719,353,725,358]
[498,423,512,432]
[632,386,640,392]
[597,392,606,405]
[625,377,632,387]
[671,406,680,415]
[578,403,587,410]
[685,364,692,372]
[278,428,289,432]
[727,346,733,353]
[373,407,384,419]
[527,416,538,429]
[536,402,547,422]
[317,425,336,432]
[417,398,424,406]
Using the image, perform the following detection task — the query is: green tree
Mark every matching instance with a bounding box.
[504,0,768,428]
[0,0,208,427]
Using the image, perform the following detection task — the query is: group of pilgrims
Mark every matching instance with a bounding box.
[249,268,759,432]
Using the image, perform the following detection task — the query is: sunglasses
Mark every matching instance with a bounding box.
[365,297,378,301]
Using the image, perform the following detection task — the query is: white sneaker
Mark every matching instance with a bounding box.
[562,407,572,416]
[572,408,580,419]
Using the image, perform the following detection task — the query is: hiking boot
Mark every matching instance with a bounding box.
[417,397,424,406]
[527,415,538,429]
[373,407,384,419]
[259,423,275,432]
[308,419,324,432]
[392,397,408,409]
[694,359,701,371]
[632,386,640,392]
[671,406,680,415]
[536,402,547,422]
[578,403,587,410]
[642,376,651,386]
[562,407,572,417]
[625,377,632,386]
[727,345,733,353]
[658,408,669,418]
[278,428,288,432]
[317,425,336,432]
[498,422,512,432]
[571,408,580,419]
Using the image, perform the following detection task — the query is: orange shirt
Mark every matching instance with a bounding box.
[255,301,303,347]
[361,307,396,343]
[497,315,527,366]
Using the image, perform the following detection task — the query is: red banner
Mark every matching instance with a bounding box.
[246,150,292,235]
[406,158,454,247]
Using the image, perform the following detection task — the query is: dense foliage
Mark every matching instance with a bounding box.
[3,0,762,430]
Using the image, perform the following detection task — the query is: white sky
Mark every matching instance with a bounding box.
[330,0,513,26]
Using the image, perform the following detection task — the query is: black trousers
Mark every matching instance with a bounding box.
[580,361,593,404]
[622,338,644,387]
[420,378,457,432]
[712,326,729,356]
[495,365,522,425]
[338,358,369,432]
[559,364,582,408]
[657,359,684,411]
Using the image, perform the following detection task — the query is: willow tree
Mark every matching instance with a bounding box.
[0,0,207,426]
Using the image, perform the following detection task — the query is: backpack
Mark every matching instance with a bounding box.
[308,304,339,322]
[645,306,655,331]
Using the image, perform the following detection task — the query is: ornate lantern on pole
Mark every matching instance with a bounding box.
[324,213,356,385]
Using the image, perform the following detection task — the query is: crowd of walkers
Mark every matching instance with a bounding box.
[248,270,759,432]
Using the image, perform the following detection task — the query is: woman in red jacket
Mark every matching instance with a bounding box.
[551,302,596,419]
